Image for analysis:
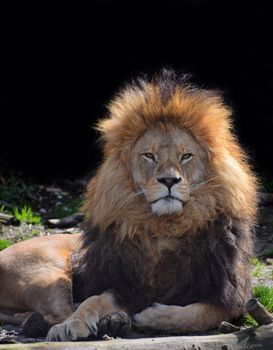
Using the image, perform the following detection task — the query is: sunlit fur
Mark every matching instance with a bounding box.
[82,69,258,241]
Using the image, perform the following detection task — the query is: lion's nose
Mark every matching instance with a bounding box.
[157,177,182,189]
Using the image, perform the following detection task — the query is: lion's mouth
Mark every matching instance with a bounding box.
[152,195,184,204]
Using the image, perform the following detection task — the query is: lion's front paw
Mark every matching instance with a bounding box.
[133,303,176,332]
[46,316,98,341]
[98,311,131,338]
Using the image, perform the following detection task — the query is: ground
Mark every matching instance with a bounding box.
[1,176,273,343]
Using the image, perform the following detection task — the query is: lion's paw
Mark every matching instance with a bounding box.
[46,317,98,341]
[22,312,51,337]
[133,303,175,331]
[98,311,131,338]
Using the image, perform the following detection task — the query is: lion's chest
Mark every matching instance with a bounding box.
[100,236,201,311]
[122,239,182,292]
[77,222,241,314]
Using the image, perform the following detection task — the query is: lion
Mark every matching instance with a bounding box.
[0,69,258,341]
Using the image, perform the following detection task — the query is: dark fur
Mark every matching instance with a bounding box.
[73,215,253,315]
[22,313,51,338]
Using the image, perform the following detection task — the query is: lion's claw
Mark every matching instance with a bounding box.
[98,311,131,338]
[46,310,131,341]
[47,318,97,341]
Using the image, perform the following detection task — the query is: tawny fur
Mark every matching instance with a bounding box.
[0,234,80,325]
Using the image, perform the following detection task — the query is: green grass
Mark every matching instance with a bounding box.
[251,257,266,277]
[253,285,273,312]
[14,206,41,225]
[0,177,41,226]
[0,205,6,213]
[0,239,12,251]
[31,229,40,236]
[0,175,84,221]
[242,313,258,327]
[0,204,11,215]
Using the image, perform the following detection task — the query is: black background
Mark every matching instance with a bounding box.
[1,0,273,181]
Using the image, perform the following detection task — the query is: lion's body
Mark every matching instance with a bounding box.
[0,234,80,324]
[0,70,258,340]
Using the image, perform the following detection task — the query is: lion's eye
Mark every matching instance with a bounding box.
[142,153,155,161]
[181,153,193,163]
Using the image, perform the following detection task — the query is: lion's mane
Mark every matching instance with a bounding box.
[74,69,258,315]
[82,69,257,239]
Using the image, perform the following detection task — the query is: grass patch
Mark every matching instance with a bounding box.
[0,239,12,251]
[0,175,84,220]
[0,177,41,225]
[14,206,41,225]
[242,314,258,327]
[253,285,273,312]
[251,257,266,277]
[31,229,40,236]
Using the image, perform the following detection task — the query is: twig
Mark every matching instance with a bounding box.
[0,213,14,225]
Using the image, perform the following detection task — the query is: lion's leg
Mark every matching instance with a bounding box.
[134,302,240,333]
[0,273,74,338]
[34,275,74,325]
[47,291,128,341]
[21,273,74,337]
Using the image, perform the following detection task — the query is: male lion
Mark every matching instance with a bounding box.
[0,70,258,341]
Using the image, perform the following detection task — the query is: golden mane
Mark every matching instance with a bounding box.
[82,70,258,240]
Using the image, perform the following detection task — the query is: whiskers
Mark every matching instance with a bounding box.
[190,174,218,192]
[128,176,217,203]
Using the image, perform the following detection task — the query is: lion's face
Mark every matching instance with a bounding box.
[131,127,208,216]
